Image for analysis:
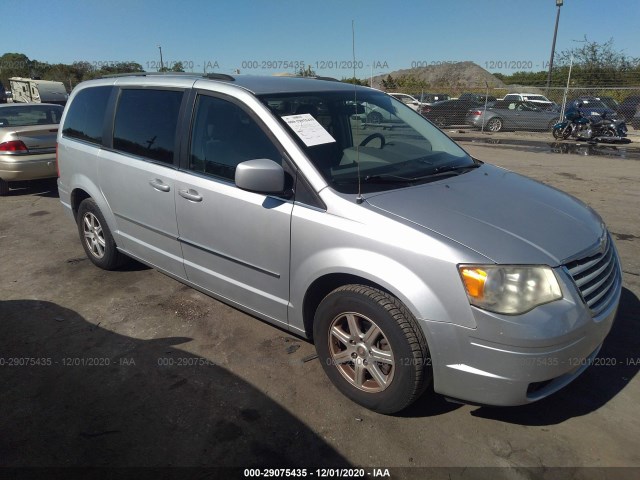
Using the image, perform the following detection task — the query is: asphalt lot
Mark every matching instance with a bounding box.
[1,137,639,478]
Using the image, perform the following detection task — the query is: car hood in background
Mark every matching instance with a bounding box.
[365,164,604,265]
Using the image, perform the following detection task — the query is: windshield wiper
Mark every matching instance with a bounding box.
[429,163,481,175]
[336,162,481,186]
[362,174,414,184]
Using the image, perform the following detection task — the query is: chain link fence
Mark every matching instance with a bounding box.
[402,85,640,132]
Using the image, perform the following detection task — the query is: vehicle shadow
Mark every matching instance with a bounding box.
[6,178,59,198]
[0,299,351,468]
[470,287,640,425]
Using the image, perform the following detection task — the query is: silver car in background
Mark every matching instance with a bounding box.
[466,100,560,132]
[57,74,621,413]
[0,103,63,195]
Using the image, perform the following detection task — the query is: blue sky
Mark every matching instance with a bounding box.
[3,0,640,78]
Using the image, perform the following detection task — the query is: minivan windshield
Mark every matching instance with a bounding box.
[259,90,475,194]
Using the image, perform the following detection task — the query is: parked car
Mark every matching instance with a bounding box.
[466,100,560,132]
[502,93,558,111]
[458,93,497,104]
[57,73,621,413]
[420,99,483,127]
[596,96,620,113]
[415,93,450,105]
[567,97,617,118]
[0,81,7,104]
[631,104,640,130]
[388,93,423,111]
[0,103,63,195]
[355,101,397,124]
[618,95,640,122]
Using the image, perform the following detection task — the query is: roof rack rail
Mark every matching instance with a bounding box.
[100,72,235,81]
[202,72,235,81]
[308,76,341,82]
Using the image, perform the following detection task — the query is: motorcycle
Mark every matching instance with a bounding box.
[552,107,628,142]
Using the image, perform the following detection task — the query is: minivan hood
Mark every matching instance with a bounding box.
[365,164,604,265]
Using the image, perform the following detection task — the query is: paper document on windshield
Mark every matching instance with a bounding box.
[282,114,336,147]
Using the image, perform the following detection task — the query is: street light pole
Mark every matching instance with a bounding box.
[157,45,164,72]
[545,0,563,93]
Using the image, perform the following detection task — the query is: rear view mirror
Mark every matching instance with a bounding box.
[235,159,284,194]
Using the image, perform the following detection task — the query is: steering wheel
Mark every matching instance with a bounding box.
[359,133,386,148]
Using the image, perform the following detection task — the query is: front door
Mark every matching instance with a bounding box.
[175,93,293,325]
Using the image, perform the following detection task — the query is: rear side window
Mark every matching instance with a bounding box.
[62,86,112,145]
[113,89,183,164]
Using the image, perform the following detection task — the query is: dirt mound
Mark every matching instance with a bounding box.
[373,61,506,91]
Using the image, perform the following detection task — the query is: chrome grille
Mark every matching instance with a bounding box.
[564,234,620,316]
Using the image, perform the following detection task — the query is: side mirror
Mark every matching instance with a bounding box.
[235,159,285,194]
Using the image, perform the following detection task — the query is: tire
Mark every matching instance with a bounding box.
[485,117,503,132]
[313,285,431,414]
[434,116,447,128]
[367,111,383,124]
[548,118,560,131]
[0,178,9,196]
[77,198,126,270]
[552,125,570,140]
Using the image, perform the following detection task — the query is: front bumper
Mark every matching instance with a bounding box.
[422,267,621,406]
[0,152,57,181]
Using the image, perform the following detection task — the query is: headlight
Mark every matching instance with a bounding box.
[458,265,562,315]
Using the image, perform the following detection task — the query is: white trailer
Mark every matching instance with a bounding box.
[9,77,69,105]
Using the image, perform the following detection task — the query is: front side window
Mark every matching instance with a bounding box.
[62,86,112,144]
[113,89,183,164]
[189,94,281,181]
[260,90,475,194]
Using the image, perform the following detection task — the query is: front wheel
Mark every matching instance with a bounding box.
[313,285,431,414]
[553,125,570,140]
[77,198,126,270]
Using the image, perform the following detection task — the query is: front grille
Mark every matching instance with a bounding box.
[564,233,620,316]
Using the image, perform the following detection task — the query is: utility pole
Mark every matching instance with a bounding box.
[545,0,563,93]
[157,45,164,72]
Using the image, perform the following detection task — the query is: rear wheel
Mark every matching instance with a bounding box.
[314,285,431,414]
[485,117,503,132]
[0,179,8,196]
[77,198,126,270]
[367,111,383,124]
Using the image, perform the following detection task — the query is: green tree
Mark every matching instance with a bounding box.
[297,65,316,77]
[170,61,185,72]
[0,52,31,86]
[341,76,367,85]
[381,74,396,89]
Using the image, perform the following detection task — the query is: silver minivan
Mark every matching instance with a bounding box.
[57,73,621,413]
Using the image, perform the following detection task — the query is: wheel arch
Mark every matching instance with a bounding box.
[298,255,460,340]
[302,273,391,339]
[68,175,120,245]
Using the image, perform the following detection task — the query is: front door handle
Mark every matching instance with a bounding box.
[149,179,170,192]
[179,189,203,202]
